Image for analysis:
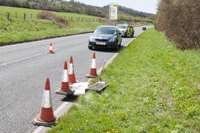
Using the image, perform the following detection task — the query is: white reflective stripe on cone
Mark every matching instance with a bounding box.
[41,90,52,108]
[62,70,68,82]
[69,63,73,74]
[91,59,96,69]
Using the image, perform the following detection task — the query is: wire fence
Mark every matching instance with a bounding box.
[0,12,105,23]
[64,16,105,23]
[0,12,36,21]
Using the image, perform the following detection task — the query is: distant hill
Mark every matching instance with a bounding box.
[0,0,154,22]
[102,5,154,23]
[117,6,154,19]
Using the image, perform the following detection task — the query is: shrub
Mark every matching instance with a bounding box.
[38,11,68,28]
[156,0,200,49]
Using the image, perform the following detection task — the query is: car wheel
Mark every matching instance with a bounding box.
[88,46,95,50]
[92,46,96,50]
[114,45,120,51]
[119,42,122,48]
[88,46,92,50]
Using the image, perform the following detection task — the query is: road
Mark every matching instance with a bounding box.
[0,27,144,133]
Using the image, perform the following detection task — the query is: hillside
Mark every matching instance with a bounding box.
[0,6,103,45]
[117,6,154,23]
[0,0,154,23]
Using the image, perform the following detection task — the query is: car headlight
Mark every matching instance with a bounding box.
[89,37,95,42]
[109,37,116,42]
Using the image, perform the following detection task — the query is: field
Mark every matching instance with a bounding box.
[0,6,103,45]
[49,29,200,133]
[118,12,153,25]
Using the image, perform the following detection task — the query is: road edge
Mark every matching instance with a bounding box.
[32,38,135,133]
[0,31,93,47]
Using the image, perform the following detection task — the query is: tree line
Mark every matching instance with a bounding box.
[0,0,104,17]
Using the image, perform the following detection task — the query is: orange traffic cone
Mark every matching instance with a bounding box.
[56,61,70,95]
[48,43,55,54]
[86,52,97,78]
[68,56,77,85]
[33,78,56,126]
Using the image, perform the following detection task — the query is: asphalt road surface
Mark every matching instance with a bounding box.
[0,27,144,133]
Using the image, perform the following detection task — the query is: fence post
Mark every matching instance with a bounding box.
[65,17,67,24]
[24,13,26,21]
[7,12,10,21]
[65,19,68,25]
[15,12,18,18]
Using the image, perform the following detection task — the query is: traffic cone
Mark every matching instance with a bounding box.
[33,78,56,126]
[68,56,77,85]
[56,61,70,95]
[48,43,55,54]
[86,52,97,78]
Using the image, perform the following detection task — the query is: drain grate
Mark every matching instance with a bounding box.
[87,81,109,92]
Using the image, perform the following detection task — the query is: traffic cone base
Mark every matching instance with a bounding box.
[56,83,70,95]
[48,43,55,54]
[56,81,70,95]
[86,69,97,78]
[49,50,55,54]
[33,78,56,126]
[69,74,76,84]
[33,107,56,126]
[33,115,55,126]
[56,89,67,95]
[56,89,74,96]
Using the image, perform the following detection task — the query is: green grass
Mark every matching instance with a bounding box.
[0,6,103,45]
[49,29,200,133]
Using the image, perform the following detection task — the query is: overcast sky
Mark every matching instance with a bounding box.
[75,0,159,14]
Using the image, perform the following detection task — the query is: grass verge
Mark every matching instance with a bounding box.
[0,6,103,45]
[49,29,200,133]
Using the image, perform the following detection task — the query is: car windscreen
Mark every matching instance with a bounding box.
[94,27,116,35]
[117,25,128,29]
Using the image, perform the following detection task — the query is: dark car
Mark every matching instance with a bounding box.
[88,26,122,51]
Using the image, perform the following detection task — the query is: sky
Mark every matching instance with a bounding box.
[75,0,159,14]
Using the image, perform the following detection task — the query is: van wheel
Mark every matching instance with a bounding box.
[131,33,134,38]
